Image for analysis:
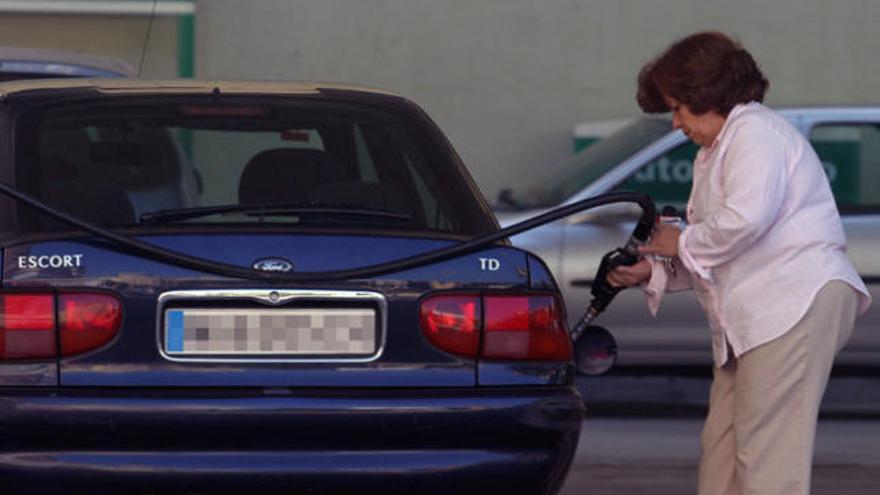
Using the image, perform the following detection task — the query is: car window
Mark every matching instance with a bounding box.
[512,118,672,208]
[12,96,490,235]
[810,124,880,212]
[614,141,699,211]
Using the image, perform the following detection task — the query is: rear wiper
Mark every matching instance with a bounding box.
[140,202,411,225]
[0,178,655,283]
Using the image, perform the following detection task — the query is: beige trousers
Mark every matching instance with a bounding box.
[697,280,860,495]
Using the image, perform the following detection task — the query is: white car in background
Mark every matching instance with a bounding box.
[496,108,880,367]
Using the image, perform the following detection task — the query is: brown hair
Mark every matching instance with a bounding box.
[637,31,769,116]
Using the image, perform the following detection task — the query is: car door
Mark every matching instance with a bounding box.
[802,115,880,366]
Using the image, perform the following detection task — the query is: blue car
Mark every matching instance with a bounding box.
[0,79,584,494]
[0,46,134,81]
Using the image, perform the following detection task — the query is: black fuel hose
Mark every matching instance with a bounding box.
[0,181,655,282]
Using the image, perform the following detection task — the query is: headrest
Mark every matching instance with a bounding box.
[238,148,327,204]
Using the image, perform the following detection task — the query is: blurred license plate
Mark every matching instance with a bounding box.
[164,308,376,356]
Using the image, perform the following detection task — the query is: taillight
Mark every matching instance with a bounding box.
[419,292,571,361]
[59,293,122,356]
[419,294,481,357]
[483,295,571,360]
[0,291,121,360]
[0,293,56,359]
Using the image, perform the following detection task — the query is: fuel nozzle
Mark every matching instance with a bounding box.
[570,240,643,340]
[570,195,656,341]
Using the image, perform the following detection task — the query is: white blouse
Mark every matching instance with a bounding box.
[644,102,871,367]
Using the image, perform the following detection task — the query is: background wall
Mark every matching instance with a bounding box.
[2,1,875,202]
[195,0,880,202]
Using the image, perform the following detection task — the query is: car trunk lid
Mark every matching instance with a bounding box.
[2,232,529,388]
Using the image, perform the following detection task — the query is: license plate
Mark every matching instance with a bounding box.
[164,307,376,356]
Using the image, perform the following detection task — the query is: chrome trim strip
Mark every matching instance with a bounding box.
[155,289,388,364]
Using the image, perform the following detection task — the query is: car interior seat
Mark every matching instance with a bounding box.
[41,179,136,228]
[238,148,340,205]
[40,155,81,182]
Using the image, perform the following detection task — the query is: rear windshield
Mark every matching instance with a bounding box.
[11,95,493,236]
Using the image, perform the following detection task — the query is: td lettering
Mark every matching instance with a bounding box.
[479,258,500,271]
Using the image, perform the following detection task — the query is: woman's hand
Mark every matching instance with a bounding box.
[639,223,681,258]
[607,258,652,287]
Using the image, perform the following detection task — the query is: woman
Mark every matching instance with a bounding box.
[609,31,871,495]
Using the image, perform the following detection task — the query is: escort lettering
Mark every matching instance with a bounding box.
[17,254,84,269]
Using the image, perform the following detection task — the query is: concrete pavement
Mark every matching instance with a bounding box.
[558,418,880,494]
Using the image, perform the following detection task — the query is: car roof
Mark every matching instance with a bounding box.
[0,78,402,100]
[640,104,880,121]
[0,46,136,78]
[774,105,880,118]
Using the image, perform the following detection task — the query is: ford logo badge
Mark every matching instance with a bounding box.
[252,257,294,273]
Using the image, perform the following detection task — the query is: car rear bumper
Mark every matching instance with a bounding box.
[0,386,584,495]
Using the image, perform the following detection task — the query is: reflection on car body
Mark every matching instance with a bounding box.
[0,79,582,494]
[496,108,880,367]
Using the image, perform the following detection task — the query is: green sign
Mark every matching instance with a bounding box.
[618,143,698,205]
[811,140,859,206]
[575,135,861,208]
